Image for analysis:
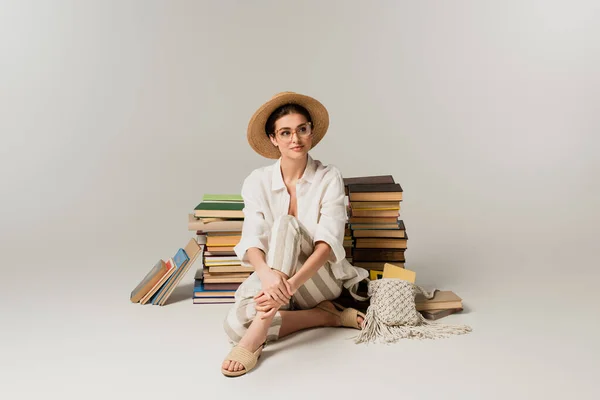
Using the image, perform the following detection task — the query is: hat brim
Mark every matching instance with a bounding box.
[247,92,329,159]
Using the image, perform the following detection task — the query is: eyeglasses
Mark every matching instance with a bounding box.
[273,122,313,142]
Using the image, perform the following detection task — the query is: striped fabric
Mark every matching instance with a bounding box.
[223,215,343,344]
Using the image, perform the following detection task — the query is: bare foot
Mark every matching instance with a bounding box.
[316,301,364,328]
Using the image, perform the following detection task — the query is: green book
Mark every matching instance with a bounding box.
[202,194,243,202]
[194,202,245,211]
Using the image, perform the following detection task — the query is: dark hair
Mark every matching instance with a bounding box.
[265,104,312,137]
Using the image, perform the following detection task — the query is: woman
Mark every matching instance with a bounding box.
[221,92,369,377]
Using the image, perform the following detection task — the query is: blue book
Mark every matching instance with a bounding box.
[151,248,189,304]
[193,279,236,298]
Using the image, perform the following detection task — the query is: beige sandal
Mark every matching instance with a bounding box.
[316,301,366,330]
[221,343,265,377]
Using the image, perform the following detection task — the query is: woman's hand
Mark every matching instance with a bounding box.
[254,278,299,319]
[257,269,292,306]
[254,294,282,319]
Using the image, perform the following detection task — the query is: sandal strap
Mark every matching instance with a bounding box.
[340,308,360,329]
[225,346,260,371]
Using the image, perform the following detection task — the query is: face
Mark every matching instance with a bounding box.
[269,113,313,160]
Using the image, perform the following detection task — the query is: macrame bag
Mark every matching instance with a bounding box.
[354,278,472,344]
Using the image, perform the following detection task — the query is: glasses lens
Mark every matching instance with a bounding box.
[277,130,291,140]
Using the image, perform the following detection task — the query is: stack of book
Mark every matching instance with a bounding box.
[189,194,251,304]
[343,175,407,277]
[130,238,202,306]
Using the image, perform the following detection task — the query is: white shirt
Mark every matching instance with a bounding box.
[233,154,368,300]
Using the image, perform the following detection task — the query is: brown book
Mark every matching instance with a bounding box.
[349,216,399,224]
[343,175,395,195]
[415,291,463,311]
[350,223,403,229]
[352,261,404,270]
[355,236,408,249]
[204,250,237,256]
[420,308,463,320]
[352,248,406,262]
[203,282,241,291]
[350,201,401,209]
[348,183,403,202]
[344,175,395,186]
[205,231,243,236]
[194,290,236,298]
[130,260,168,303]
[203,275,249,284]
[207,266,252,274]
[188,214,244,232]
[352,229,405,238]
[351,209,400,218]
[193,298,235,304]
[205,246,236,252]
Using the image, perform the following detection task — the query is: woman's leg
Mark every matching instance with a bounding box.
[278,302,364,338]
[222,215,301,373]
[222,309,276,373]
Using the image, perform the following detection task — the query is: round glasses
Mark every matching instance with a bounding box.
[273,122,313,142]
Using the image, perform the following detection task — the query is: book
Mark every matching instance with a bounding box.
[343,175,395,195]
[352,220,406,238]
[350,223,403,230]
[203,273,250,284]
[353,229,405,238]
[188,214,244,232]
[204,256,240,262]
[202,282,241,291]
[353,261,404,270]
[151,248,190,305]
[420,308,463,320]
[208,266,253,273]
[194,280,236,298]
[202,194,243,202]
[139,258,176,304]
[352,248,406,262]
[193,298,235,304]
[130,260,168,303]
[156,239,203,306]
[370,270,384,280]
[350,201,401,210]
[351,209,400,218]
[348,216,399,224]
[415,291,463,311]
[382,263,415,283]
[355,236,408,249]
[206,235,242,247]
[194,202,245,218]
[205,260,243,266]
[205,246,236,252]
[347,183,403,202]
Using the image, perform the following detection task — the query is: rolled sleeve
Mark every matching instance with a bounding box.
[233,172,270,266]
[313,168,347,264]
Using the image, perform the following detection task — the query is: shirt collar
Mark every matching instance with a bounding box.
[271,154,317,191]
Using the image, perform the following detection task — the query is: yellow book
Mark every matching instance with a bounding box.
[370,270,384,280]
[382,263,416,283]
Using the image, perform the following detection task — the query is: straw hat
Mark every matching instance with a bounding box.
[247,92,330,159]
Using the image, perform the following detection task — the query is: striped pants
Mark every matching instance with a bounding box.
[223,215,344,344]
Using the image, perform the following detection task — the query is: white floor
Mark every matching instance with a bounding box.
[4,242,599,400]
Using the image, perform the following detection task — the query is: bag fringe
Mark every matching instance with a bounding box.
[354,312,472,344]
